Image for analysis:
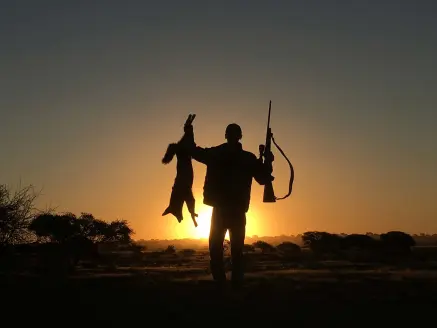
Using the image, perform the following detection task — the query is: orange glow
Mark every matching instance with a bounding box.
[180,200,260,240]
[192,205,212,239]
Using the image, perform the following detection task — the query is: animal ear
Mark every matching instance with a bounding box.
[185,114,196,126]
[184,115,191,126]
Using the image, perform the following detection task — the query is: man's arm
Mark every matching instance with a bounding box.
[190,144,211,165]
[252,152,274,185]
[183,120,211,165]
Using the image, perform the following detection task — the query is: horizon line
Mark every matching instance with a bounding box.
[135,231,437,242]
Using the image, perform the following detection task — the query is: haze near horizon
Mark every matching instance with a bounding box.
[1,1,436,239]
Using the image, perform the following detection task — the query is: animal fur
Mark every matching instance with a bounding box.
[162,114,198,227]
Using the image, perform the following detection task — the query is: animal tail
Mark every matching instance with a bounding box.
[162,143,178,164]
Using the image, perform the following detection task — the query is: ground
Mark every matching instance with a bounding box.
[2,249,437,325]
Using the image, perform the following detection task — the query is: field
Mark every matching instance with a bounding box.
[3,247,437,325]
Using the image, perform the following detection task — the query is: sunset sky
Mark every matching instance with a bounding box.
[1,1,436,240]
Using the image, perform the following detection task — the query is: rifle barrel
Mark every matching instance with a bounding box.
[267,100,271,132]
[265,101,272,152]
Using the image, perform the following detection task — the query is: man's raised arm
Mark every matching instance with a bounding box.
[190,143,211,165]
[184,120,211,165]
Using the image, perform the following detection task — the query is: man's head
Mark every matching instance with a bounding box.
[225,123,242,144]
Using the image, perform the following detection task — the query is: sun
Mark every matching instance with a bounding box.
[185,205,230,239]
[181,201,260,240]
[192,206,212,239]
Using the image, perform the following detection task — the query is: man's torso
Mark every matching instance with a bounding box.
[202,143,257,212]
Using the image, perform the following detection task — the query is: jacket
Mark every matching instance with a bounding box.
[190,142,273,212]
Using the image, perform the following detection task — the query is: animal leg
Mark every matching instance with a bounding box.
[185,192,198,228]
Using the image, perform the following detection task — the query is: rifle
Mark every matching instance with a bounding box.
[259,100,294,202]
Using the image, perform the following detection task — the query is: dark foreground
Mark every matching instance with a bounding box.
[2,269,437,325]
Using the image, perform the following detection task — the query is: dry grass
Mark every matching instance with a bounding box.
[2,247,437,325]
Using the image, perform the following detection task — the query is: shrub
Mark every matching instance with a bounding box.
[276,242,301,255]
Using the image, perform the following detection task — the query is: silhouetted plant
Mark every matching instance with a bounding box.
[337,234,382,261]
[302,231,342,255]
[380,231,416,255]
[131,243,147,253]
[276,241,301,255]
[243,244,255,253]
[29,213,134,245]
[0,184,41,251]
[164,245,176,254]
[252,240,275,253]
[340,234,380,251]
[29,213,75,243]
[180,248,196,256]
[28,212,134,271]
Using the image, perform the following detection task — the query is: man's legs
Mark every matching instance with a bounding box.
[229,211,246,288]
[209,208,227,284]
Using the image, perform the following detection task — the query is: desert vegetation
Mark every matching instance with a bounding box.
[2,183,437,277]
[2,183,437,325]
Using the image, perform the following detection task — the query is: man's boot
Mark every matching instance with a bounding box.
[210,260,226,288]
[231,256,245,290]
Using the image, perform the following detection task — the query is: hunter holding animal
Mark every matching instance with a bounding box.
[162,101,294,290]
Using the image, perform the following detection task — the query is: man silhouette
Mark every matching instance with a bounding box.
[185,122,274,289]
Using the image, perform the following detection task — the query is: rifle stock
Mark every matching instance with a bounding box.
[261,100,276,203]
[263,180,276,203]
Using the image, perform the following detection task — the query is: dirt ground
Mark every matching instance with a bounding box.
[3,262,437,326]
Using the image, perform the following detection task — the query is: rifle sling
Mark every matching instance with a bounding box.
[271,135,294,200]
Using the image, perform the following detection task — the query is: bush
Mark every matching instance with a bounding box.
[340,234,380,251]
[180,249,196,256]
[380,231,416,256]
[302,231,342,255]
[252,240,275,253]
[243,244,255,253]
[164,245,176,254]
[276,242,301,256]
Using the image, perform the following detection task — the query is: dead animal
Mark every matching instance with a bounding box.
[161,114,198,227]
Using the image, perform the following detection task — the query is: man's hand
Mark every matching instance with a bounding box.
[264,150,274,162]
[259,144,274,162]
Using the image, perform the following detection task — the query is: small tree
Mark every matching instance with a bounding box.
[25,210,134,272]
[75,213,105,243]
[0,184,41,251]
[29,213,134,245]
[29,213,77,243]
[105,219,133,244]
